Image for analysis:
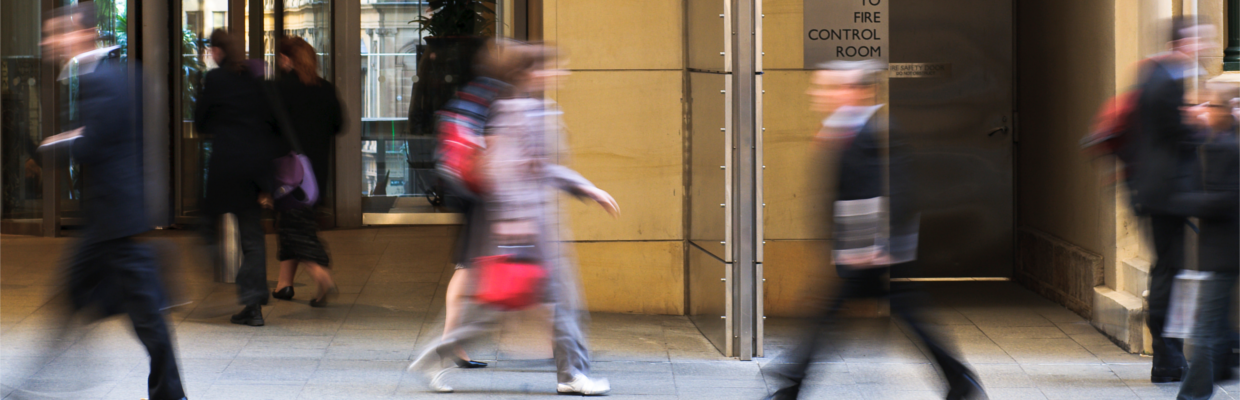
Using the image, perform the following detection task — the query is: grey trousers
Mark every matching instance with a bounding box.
[409,268,591,384]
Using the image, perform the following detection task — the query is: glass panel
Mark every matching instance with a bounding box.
[1,1,44,220]
[360,0,496,215]
[178,0,227,218]
[283,0,331,79]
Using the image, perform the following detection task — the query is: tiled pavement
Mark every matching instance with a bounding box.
[1,227,1237,399]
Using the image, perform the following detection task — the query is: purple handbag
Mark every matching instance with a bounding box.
[272,151,318,210]
[261,80,319,210]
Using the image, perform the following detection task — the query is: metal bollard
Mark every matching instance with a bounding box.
[215,213,242,283]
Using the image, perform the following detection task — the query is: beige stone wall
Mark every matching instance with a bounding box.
[541,0,686,315]
[1014,0,1117,306]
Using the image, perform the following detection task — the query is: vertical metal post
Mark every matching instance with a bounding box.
[229,0,245,44]
[248,0,263,60]
[731,0,756,361]
[41,0,59,237]
[141,0,173,228]
[1226,0,1239,70]
[334,0,362,227]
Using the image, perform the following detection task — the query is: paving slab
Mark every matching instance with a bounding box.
[0,229,1166,399]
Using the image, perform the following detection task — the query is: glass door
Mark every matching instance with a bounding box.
[358,0,496,224]
[176,0,227,220]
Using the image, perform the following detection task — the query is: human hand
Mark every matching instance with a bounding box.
[581,186,620,218]
[40,127,83,147]
[835,250,891,268]
[493,219,537,245]
[258,193,274,209]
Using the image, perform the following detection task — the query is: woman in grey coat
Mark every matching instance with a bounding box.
[408,40,619,396]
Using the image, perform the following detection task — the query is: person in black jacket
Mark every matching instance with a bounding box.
[35,5,187,399]
[1128,16,1218,383]
[1172,84,1240,400]
[269,36,342,307]
[196,29,285,326]
[763,60,982,400]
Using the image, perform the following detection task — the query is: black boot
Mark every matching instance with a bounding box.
[763,383,800,400]
[230,304,264,326]
[1151,367,1184,383]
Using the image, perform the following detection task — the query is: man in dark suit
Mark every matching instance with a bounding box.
[37,5,187,399]
[1128,16,1217,384]
[763,60,982,400]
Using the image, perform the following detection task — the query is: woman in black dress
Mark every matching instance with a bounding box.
[197,29,284,326]
[269,36,342,307]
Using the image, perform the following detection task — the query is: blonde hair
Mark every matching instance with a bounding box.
[476,39,558,86]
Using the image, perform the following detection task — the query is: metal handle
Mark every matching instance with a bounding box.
[987,126,1008,137]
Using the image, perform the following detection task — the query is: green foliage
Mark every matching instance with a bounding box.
[182,29,206,117]
[95,0,128,60]
[409,0,497,37]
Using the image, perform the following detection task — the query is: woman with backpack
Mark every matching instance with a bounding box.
[408,39,620,395]
[268,36,343,307]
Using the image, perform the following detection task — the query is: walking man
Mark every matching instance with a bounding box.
[36,4,188,399]
[1129,16,1217,383]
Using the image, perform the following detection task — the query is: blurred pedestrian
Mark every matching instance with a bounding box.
[435,44,509,369]
[407,40,620,395]
[269,36,342,307]
[1172,84,1240,400]
[36,4,187,399]
[196,29,285,326]
[763,60,983,400]
[1128,16,1217,383]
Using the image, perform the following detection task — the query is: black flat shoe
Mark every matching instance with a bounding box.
[230,305,264,326]
[454,359,488,368]
[272,286,295,300]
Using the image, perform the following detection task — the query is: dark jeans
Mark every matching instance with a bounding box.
[69,237,186,400]
[772,263,971,395]
[1149,214,1188,374]
[1177,270,1239,400]
[203,204,269,307]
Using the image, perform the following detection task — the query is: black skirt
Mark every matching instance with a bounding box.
[276,208,330,267]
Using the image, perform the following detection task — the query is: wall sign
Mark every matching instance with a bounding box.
[889,63,951,78]
[804,0,890,68]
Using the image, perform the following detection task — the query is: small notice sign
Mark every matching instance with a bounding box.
[889,63,951,78]
[804,0,890,68]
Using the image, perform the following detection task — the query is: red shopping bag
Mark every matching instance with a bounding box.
[474,255,546,310]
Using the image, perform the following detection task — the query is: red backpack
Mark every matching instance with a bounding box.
[435,78,506,195]
[1082,89,1140,161]
[1081,55,1167,182]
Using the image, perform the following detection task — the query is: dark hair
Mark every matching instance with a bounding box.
[208,29,247,73]
[1170,15,1212,42]
[277,36,320,85]
[59,3,98,30]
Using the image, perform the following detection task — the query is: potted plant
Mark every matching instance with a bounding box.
[406,0,496,136]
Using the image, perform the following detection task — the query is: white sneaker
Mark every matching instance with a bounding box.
[557,374,611,396]
[429,368,454,393]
